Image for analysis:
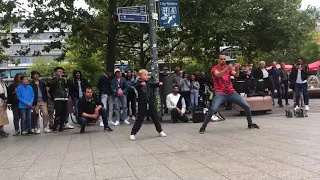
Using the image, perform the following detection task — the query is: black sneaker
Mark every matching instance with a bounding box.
[248,124,260,129]
[80,129,85,133]
[52,128,58,133]
[59,128,66,132]
[199,127,206,134]
[104,126,113,132]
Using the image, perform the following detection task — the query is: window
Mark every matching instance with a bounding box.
[10,69,27,78]
[0,70,8,79]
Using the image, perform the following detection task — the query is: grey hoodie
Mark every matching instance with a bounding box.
[190,80,200,93]
[180,79,191,92]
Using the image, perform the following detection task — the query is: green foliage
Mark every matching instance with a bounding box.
[182,60,212,75]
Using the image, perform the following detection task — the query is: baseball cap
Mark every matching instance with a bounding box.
[114,69,121,73]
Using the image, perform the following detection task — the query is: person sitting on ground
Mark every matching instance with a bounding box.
[166,85,189,123]
[77,87,113,133]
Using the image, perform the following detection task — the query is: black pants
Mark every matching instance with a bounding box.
[54,100,68,131]
[181,91,190,111]
[12,104,20,131]
[281,81,289,104]
[131,102,162,135]
[127,91,136,116]
[79,108,109,130]
[171,108,189,123]
[271,84,283,106]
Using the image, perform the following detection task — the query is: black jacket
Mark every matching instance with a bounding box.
[69,71,90,100]
[77,96,103,118]
[289,64,309,83]
[97,75,113,95]
[135,79,160,103]
[7,83,19,105]
[47,77,68,100]
[30,79,48,105]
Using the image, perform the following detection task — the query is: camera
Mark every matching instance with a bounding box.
[0,93,7,101]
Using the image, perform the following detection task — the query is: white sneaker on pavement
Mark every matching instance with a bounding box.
[124,119,130,125]
[159,131,167,137]
[114,121,120,126]
[100,121,104,127]
[305,105,310,111]
[36,128,41,134]
[108,121,115,126]
[44,128,51,133]
[65,123,75,129]
[130,135,136,141]
[131,116,136,121]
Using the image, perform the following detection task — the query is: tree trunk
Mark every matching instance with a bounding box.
[106,0,117,72]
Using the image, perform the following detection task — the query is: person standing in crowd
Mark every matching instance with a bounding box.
[160,66,172,114]
[279,63,290,106]
[190,74,200,108]
[77,87,113,133]
[180,72,191,113]
[68,70,90,122]
[17,75,35,135]
[290,57,310,111]
[30,71,51,134]
[0,73,9,138]
[47,67,74,132]
[268,61,283,107]
[125,70,137,120]
[47,72,55,129]
[97,71,114,126]
[198,72,211,107]
[166,85,189,123]
[199,53,259,134]
[130,69,166,140]
[111,69,129,125]
[172,67,183,88]
[7,73,21,136]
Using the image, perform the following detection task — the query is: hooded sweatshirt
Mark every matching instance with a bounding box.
[16,84,34,108]
[69,70,90,99]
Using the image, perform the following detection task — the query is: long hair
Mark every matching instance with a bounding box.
[13,73,22,86]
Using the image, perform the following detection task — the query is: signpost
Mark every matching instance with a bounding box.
[159,0,180,28]
[118,14,148,23]
[117,6,149,23]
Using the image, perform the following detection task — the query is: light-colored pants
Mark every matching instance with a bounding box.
[114,95,128,122]
[33,101,49,128]
[190,92,199,108]
[101,94,114,121]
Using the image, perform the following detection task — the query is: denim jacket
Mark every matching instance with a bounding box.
[111,77,128,96]
[126,76,136,92]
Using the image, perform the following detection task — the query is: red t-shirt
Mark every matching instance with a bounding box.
[211,65,235,95]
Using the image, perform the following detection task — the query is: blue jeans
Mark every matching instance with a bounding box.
[202,93,253,128]
[20,108,32,132]
[190,92,199,107]
[114,95,128,121]
[79,108,109,127]
[295,83,309,106]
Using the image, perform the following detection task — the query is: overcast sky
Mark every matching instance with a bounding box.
[17,0,320,15]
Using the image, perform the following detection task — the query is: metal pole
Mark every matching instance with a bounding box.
[148,0,162,118]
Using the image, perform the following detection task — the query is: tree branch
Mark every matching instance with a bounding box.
[159,38,184,58]
[117,44,141,49]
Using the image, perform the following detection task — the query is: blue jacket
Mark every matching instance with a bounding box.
[126,76,136,92]
[268,68,281,85]
[16,84,34,109]
[111,77,128,96]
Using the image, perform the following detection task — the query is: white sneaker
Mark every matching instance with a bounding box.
[131,116,136,121]
[108,121,115,126]
[36,128,41,134]
[100,121,104,127]
[305,105,310,111]
[124,119,130,125]
[65,123,74,129]
[114,121,120,126]
[159,131,167,137]
[130,135,136,141]
[44,128,51,133]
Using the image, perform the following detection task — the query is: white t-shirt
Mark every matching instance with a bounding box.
[77,80,83,98]
[296,69,307,84]
[166,93,186,114]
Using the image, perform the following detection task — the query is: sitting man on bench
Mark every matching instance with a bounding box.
[78,87,113,133]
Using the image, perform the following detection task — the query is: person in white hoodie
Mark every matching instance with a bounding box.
[190,74,200,108]
[180,73,191,113]
[166,85,189,123]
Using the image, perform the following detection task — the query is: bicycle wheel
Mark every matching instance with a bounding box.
[70,113,78,124]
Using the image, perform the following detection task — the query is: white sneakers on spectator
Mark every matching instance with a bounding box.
[159,131,167,137]
[100,121,104,127]
[114,121,120,126]
[36,128,41,134]
[65,123,75,129]
[131,116,136,121]
[305,105,310,111]
[124,118,130,125]
[130,135,136,141]
[44,128,51,133]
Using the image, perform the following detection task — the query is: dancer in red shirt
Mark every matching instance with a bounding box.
[199,53,259,134]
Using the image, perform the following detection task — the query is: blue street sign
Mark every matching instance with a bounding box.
[159,0,180,28]
[118,14,148,23]
[117,6,147,14]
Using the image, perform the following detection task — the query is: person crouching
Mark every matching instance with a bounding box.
[77,87,113,133]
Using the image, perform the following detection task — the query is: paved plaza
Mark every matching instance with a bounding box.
[1,99,320,180]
